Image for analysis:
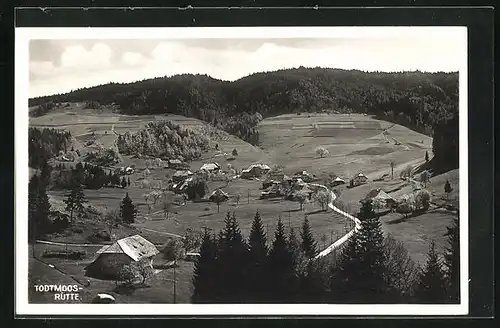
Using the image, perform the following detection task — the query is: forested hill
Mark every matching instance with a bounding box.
[30,67,459,171]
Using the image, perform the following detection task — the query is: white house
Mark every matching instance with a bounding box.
[351,173,368,186]
[85,235,159,279]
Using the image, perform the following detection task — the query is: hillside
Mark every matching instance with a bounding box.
[29,68,459,173]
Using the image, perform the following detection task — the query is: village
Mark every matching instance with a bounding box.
[27,98,459,305]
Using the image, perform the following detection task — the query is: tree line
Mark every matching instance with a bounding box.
[116,120,210,161]
[50,162,130,190]
[29,127,72,169]
[192,201,460,304]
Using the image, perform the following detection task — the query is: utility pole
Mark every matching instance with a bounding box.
[173,259,177,304]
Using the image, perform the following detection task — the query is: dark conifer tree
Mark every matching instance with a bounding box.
[444,180,452,200]
[268,218,297,302]
[356,200,387,302]
[300,216,318,259]
[215,212,249,302]
[287,227,302,265]
[121,176,127,188]
[120,192,137,224]
[63,176,87,222]
[331,200,387,303]
[443,218,460,303]
[192,231,218,303]
[247,211,269,302]
[127,177,131,187]
[415,240,448,303]
[28,174,52,243]
[40,160,52,188]
[425,151,429,162]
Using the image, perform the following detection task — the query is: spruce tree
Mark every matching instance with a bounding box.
[247,211,269,302]
[192,231,218,303]
[268,218,297,302]
[121,176,127,188]
[40,160,52,188]
[287,227,302,266]
[28,174,52,243]
[356,200,387,302]
[331,200,387,303]
[215,212,249,302]
[443,218,460,303]
[330,230,361,303]
[300,216,318,259]
[120,192,137,224]
[415,240,448,303]
[127,177,131,187]
[425,151,429,162]
[63,177,87,222]
[444,180,452,200]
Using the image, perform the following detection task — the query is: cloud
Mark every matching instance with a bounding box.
[60,43,112,69]
[122,52,147,66]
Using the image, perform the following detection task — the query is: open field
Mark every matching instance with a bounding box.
[257,113,432,181]
[29,106,459,302]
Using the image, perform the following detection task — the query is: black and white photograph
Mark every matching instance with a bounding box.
[16,26,467,316]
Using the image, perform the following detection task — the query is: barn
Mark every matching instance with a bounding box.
[85,235,159,280]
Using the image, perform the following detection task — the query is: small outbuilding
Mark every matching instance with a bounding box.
[172,170,193,183]
[350,173,368,187]
[200,162,221,173]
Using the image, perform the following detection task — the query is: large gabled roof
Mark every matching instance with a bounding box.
[96,234,159,262]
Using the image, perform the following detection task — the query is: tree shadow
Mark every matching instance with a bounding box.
[113,283,151,295]
[199,213,214,218]
[305,209,325,215]
[284,209,303,213]
[386,209,428,225]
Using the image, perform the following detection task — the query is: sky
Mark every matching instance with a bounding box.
[28,35,465,98]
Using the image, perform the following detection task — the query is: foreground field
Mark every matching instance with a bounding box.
[29,244,194,304]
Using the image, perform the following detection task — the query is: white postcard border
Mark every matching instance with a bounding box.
[15,26,468,316]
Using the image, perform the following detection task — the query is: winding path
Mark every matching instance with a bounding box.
[313,187,362,260]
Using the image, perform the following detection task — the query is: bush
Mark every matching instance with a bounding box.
[185,176,208,200]
[87,230,111,243]
[117,264,137,286]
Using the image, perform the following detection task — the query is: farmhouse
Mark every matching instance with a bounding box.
[85,235,159,280]
[330,176,346,187]
[241,163,272,179]
[172,177,193,194]
[261,183,283,199]
[362,188,397,208]
[350,173,368,186]
[293,170,317,183]
[208,188,229,201]
[169,159,189,170]
[172,170,193,183]
[200,162,221,173]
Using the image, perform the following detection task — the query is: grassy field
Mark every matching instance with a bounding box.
[29,106,459,302]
